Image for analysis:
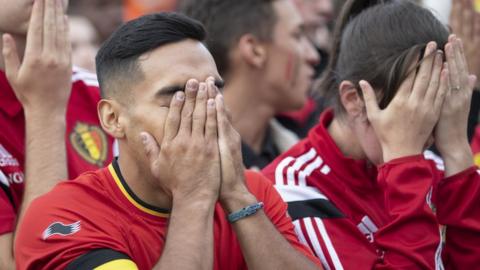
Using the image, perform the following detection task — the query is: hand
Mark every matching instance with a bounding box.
[435,36,477,176]
[360,42,447,162]
[141,79,221,202]
[450,0,480,89]
[2,0,72,115]
[212,81,253,211]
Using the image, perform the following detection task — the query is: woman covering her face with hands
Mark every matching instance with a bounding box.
[262,0,480,269]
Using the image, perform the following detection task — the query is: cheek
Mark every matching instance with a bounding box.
[360,127,384,165]
[283,50,301,86]
[127,108,169,145]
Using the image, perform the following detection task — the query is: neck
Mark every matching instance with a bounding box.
[223,74,275,153]
[327,116,366,160]
[117,144,172,210]
[0,33,26,71]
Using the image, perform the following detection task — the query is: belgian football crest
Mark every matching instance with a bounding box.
[70,122,107,167]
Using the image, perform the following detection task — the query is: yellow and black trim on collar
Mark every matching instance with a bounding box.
[108,158,170,218]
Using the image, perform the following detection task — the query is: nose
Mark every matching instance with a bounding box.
[303,38,320,66]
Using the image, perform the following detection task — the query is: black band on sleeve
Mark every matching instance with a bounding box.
[287,199,345,220]
[66,248,131,270]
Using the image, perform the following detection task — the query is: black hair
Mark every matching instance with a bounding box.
[177,0,276,77]
[319,0,449,113]
[96,12,206,99]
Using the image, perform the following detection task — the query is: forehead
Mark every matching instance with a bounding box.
[273,0,304,30]
[138,39,220,88]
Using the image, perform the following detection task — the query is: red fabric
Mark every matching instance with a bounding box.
[0,68,114,235]
[262,109,479,269]
[435,167,480,268]
[15,166,320,269]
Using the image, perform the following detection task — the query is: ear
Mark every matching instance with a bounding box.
[339,80,366,120]
[98,99,126,139]
[237,34,267,68]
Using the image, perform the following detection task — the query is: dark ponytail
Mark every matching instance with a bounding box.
[318,0,449,113]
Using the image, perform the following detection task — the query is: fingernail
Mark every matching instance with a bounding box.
[186,79,197,90]
[207,99,215,108]
[176,91,185,101]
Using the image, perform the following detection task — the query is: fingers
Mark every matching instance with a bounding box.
[2,34,21,80]
[43,0,56,52]
[163,91,186,142]
[359,80,380,119]
[205,99,218,140]
[206,76,218,99]
[446,40,461,88]
[434,67,449,112]
[424,51,444,103]
[468,75,478,90]
[410,42,437,99]
[178,79,199,135]
[55,0,67,51]
[25,0,44,55]
[215,94,229,140]
[192,83,208,136]
[140,131,161,173]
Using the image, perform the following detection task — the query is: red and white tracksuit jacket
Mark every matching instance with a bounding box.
[262,109,480,269]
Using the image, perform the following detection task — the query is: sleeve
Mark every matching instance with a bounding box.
[66,249,138,270]
[0,171,15,235]
[246,171,323,268]
[374,155,443,269]
[434,166,480,269]
[14,190,131,270]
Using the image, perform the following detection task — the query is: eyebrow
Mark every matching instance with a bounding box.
[155,79,225,98]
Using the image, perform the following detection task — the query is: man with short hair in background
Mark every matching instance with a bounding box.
[179,0,320,169]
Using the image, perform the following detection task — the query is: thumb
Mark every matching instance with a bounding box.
[2,34,20,80]
[359,80,380,119]
[140,132,160,165]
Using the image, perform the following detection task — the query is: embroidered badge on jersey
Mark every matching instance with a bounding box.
[42,221,81,240]
[70,122,108,166]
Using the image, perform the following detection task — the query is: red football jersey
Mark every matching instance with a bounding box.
[262,109,480,269]
[0,67,114,235]
[15,159,320,269]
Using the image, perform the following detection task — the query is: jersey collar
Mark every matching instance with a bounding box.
[108,158,170,218]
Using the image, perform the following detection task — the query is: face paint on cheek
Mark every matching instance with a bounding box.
[284,52,301,87]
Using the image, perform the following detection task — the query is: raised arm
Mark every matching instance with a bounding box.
[360,41,448,268]
[142,80,221,270]
[213,75,321,270]
[433,35,480,269]
[0,0,71,268]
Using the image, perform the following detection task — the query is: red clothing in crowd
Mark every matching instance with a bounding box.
[15,159,320,269]
[0,67,114,235]
[262,109,480,269]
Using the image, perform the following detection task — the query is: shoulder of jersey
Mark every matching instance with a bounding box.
[72,66,99,88]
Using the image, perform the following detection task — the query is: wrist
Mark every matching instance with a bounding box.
[172,192,217,211]
[440,142,474,177]
[382,145,422,163]
[24,107,67,122]
[220,187,257,214]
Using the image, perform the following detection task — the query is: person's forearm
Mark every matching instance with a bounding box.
[153,196,216,270]
[222,191,318,270]
[20,108,67,219]
[441,141,474,178]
